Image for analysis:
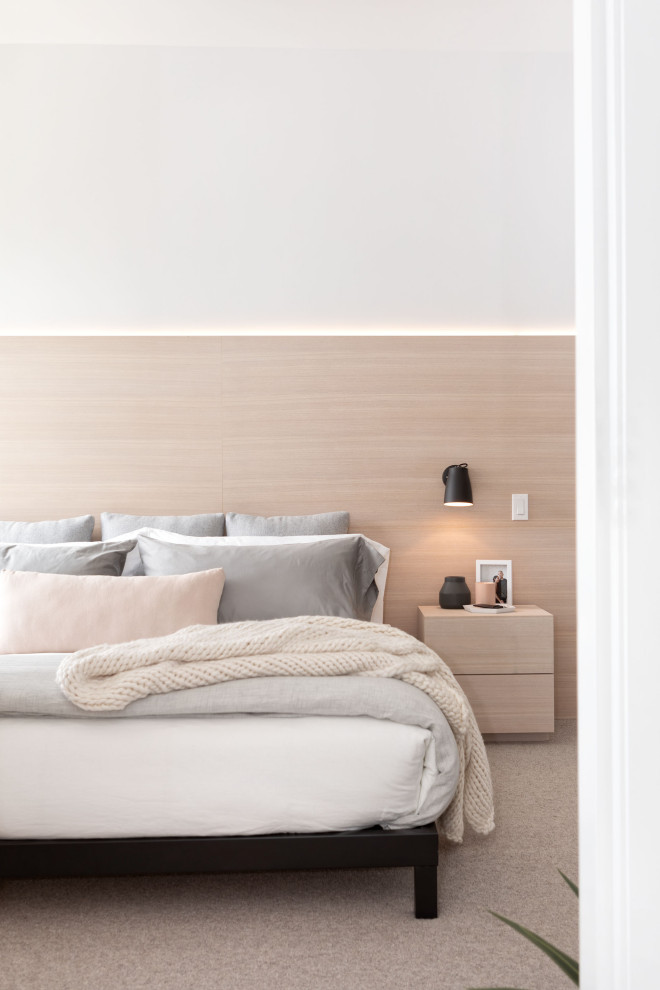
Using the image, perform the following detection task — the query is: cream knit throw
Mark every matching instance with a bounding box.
[56,615,494,843]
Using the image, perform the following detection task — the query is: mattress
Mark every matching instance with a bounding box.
[0,714,444,839]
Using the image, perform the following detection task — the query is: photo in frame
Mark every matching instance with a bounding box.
[475,559,513,605]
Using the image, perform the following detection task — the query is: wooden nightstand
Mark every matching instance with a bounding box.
[417,605,554,739]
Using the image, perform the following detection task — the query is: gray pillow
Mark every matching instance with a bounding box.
[0,539,137,577]
[137,534,384,624]
[101,512,225,576]
[225,511,349,537]
[0,516,95,543]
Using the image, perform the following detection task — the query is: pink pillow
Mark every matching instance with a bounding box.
[0,569,225,654]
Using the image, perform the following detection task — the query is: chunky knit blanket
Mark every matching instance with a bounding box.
[56,615,494,843]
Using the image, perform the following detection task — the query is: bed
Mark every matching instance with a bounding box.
[0,514,492,917]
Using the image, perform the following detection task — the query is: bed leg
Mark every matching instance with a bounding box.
[414,865,438,919]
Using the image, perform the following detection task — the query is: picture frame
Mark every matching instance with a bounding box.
[475,559,513,605]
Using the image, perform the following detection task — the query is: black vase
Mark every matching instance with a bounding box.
[439,576,471,609]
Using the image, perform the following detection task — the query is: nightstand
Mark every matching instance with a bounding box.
[417,605,554,739]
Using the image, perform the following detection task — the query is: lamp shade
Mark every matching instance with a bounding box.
[442,463,473,506]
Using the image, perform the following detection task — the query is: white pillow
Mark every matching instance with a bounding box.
[140,529,391,624]
[101,527,154,575]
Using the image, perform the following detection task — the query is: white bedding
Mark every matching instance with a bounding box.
[0,714,445,839]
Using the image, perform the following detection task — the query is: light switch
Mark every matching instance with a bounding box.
[512,494,528,520]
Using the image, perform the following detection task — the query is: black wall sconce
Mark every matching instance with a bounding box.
[442,463,473,506]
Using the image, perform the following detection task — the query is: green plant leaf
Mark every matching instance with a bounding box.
[489,912,580,986]
[558,871,579,897]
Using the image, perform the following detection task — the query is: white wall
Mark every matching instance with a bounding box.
[575,0,660,987]
[0,3,573,328]
[619,2,660,982]
[2,1,571,51]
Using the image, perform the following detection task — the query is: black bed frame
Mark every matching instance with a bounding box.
[0,824,439,918]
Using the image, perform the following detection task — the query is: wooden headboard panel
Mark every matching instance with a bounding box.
[0,334,576,715]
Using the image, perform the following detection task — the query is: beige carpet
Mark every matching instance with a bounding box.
[1,721,578,990]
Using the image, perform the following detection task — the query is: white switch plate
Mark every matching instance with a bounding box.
[512,494,528,520]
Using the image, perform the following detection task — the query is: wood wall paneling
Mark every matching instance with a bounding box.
[0,337,224,535]
[0,335,576,716]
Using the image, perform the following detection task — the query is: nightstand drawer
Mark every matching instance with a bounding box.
[418,606,553,675]
[456,674,554,734]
